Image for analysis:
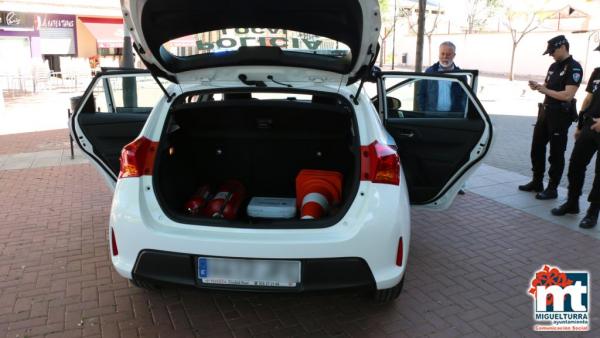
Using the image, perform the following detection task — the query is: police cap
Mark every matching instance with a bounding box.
[543,35,568,55]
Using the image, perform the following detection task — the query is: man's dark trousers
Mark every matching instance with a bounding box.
[531,104,573,185]
[567,119,600,202]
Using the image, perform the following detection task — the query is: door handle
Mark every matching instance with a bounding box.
[397,132,415,138]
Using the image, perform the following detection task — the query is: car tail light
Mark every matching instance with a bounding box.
[119,137,158,178]
[360,141,400,185]
[396,237,403,267]
[111,227,118,256]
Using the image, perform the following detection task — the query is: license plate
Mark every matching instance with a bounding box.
[197,257,301,288]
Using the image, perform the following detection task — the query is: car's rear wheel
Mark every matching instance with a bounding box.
[373,276,404,303]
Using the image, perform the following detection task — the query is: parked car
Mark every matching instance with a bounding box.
[70,0,492,302]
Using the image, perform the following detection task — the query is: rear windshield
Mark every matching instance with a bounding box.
[162,28,351,58]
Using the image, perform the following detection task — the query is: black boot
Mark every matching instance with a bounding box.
[536,184,558,200]
[579,203,600,229]
[519,179,543,192]
[551,199,580,216]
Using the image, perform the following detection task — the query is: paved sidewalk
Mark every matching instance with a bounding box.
[0,129,72,155]
[0,91,78,135]
[469,164,600,239]
[0,149,88,171]
[0,130,600,337]
[483,114,598,196]
[2,163,600,338]
[2,79,600,337]
[0,129,88,171]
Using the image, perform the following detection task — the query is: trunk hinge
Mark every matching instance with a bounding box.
[132,43,176,102]
[351,78,366,105]
[151,71,175,103]
[350,44,380,105]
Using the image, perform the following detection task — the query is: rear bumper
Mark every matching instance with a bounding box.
[110,178,410,290]
[132,250,375,291]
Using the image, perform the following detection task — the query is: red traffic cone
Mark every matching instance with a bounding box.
[296,170,343,220]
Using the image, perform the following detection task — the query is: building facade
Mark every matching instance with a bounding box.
[0,1,124,74]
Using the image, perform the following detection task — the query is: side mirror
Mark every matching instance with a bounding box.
[387,97,401,110]
[372,97,402,110]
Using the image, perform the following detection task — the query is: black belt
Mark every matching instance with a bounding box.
[541,103,567,110]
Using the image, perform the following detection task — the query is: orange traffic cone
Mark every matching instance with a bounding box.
[296,170,343,220]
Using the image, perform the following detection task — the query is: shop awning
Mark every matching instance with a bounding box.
[80,17,124,49]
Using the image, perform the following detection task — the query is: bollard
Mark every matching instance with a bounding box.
[67,108,74,160]
[70,96,81,113]
[70,95,95,114]
[68,96,82,161]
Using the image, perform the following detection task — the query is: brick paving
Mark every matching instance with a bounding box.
[3,83,600,336]
[483,114,597,194]
[1,160,600,337]
[0,129,71,155]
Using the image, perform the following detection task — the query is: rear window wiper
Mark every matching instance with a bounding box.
[238,74,266,87]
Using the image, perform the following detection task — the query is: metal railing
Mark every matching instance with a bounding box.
[0,71,92,97]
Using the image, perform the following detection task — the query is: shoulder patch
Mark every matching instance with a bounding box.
[573,72,581,83]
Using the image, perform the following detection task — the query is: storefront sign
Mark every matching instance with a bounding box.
[38,14,77,55]
[37,14,75,29]
[0,11,34,30]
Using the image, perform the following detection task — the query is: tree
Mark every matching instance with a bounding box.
[401,3,441,67]
[378,0,401,67]
[415,0,426,72]
[503,2,548,80]
[466,0,502,34]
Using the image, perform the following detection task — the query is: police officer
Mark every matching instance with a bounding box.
[519,35,583,199]
[552,42,600,228]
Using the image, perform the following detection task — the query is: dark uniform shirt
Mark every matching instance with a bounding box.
[544,55,583,105]
[584,68,600,117]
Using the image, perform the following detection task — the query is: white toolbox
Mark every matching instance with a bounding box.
[247,197,297,219]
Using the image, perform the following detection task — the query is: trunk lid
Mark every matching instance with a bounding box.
[121,0,381,84]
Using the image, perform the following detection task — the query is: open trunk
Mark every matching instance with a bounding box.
[153,93,360,228]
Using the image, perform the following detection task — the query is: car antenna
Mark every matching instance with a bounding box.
[238,74,267,87]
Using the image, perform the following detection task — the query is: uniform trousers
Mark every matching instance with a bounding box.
[531,104,573,185]
[567,118,600,202]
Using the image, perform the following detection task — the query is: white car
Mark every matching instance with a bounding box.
[70,0,492,302]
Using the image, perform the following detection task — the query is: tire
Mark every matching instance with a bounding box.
[130,278,161,291]
[372,276,404,303]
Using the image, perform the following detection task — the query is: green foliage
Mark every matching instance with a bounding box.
[466,0,503,33]
[379,0,390,14]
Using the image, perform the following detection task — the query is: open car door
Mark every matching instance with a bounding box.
[376,71,492,209]
[69,69,168,190]
[447,69,479,92]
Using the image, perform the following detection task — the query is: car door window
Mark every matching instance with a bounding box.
[89,75,167,114]
[384,76,469,119]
